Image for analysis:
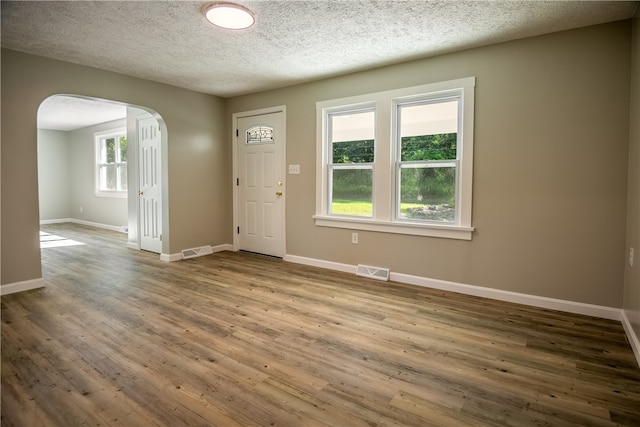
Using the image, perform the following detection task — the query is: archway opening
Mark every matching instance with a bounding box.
[37,94,167,260]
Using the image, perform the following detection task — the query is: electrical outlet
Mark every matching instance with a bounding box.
[352,232,358,244]
[630,247,634,267]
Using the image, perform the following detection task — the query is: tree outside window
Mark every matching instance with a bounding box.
[96,129,127,195]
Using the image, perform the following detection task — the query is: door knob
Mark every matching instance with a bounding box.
[138,191,144,196]
[275,191,283,196]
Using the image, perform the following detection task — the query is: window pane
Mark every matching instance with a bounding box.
[246,126,274,144]
[332,140,374,163]
[119,136,128,162]
[105,138,116,163]
[401,133,457,161]
[400,100,458,161]
[119,164,128,191]
[330,110,374,142]
[331,168,372,217]
[100,165,117,191]
[331,111,375,163]
[399,166,455,222]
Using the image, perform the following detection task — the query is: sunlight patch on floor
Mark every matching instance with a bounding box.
[40,231,85,249]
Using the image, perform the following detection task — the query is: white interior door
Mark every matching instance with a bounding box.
[237,111,285,257]
[138,116,162,253]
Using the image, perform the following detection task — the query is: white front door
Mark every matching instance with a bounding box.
[237,111,285,257]
[138,116,162,254]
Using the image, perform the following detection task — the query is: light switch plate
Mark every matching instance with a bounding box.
[288,164,300,174]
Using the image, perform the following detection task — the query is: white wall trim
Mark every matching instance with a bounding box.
[40,218,74,225]
[284,254,356,274]
[40,218,126,233]
[160,253,182,262]
[213,243,234,253]
[391,271,622,321]
[1,278,45,296]
[285,253,625,321]
[621,310,640,368]
[285,255,640,361]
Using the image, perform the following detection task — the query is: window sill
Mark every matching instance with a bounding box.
[95,191,127,199]
[313,215,474,240]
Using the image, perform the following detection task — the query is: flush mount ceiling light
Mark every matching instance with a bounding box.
[204,3,255,30]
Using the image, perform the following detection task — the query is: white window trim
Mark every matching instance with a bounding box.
[94,128,127,198]
[314,77,475,240]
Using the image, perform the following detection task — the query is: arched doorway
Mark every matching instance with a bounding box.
[37,94,167,255]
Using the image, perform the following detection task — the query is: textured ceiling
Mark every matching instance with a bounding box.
[38,96,127,131]
[2,1,638,98]
[4,1,638,131]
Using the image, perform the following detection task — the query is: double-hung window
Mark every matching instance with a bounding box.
[396,96,459,223]
[315,77,475,240]
[95,129,128,197]
[328,108,376,217]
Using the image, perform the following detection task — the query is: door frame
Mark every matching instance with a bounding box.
[232,105,287,256]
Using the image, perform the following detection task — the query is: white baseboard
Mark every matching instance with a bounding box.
[1,278,45,296]
[284,254,356,274]
[285,254,622,322]
[160,253,182,262]
[285,254,640,364]
[40,218,73,225]
[391,271,622,321]
[213,243,234,253]
[621,310,640,368]
[40,218,127,233]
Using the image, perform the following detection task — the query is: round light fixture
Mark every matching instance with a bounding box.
[204,3,255,30]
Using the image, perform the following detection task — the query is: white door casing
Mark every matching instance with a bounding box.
[138,116,162,254]
[235,109,286,257]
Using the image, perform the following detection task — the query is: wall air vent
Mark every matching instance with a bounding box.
[355,264,390,281]
[181,245,213,260]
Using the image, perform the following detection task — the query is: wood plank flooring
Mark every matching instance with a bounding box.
[2,223,639,426]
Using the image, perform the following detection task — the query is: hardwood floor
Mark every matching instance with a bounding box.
[2,223,639,426]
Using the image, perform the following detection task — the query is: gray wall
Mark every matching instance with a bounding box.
[37,129,71,220]
[226,21,632,309]
[39,119,128,228]
[68,119,128,227]
[1,49,229,286]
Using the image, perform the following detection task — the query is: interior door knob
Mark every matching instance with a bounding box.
[275,191,283,196]
[138,191,144,196]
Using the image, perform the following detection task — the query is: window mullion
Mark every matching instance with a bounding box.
[374,98,392,222]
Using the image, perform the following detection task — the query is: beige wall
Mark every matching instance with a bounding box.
[624,14,640,348]
[226,21,632,308]
[1,49,231,285]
